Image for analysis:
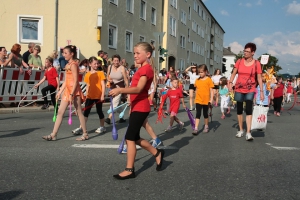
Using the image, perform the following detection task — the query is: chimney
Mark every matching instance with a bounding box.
[228,47,231,52]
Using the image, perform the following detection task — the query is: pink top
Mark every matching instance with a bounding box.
[234,59,262,93]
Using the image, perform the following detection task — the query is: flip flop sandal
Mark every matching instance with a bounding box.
[42,135,56,141]
[76,135,89,141]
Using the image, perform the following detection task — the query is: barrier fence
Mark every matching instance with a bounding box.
[0,67,190,104]
[0,68,87,103]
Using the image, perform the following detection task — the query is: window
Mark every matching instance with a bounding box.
[188,6,191,20]
[126,0,134,13]
[151,7,156,25]
[110,0,118,5]
[180,10,186,25]
[198,5,202,17]
[179,59,185,71]
[139,35,145,42]
[180,35,186,48]
[193,0,197,11]
[108,24,117,49]
[169,16,176,37]
[192,20,196,32]
[188,28,190,42]
[140,0,146,20]
[151,40,155,57]
[170,0,177,8]
[18,15,43,44]
[125,31,133,52]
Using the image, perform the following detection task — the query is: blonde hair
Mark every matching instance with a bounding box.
[46,56,53,64]
[49,50,58,58]
[134,42,154,58]
[34,45,41,53]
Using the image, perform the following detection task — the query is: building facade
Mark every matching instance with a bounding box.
[161,0,225,74]
[0,0,223,73]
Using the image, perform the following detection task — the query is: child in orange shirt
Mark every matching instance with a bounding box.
[193,64,214,135]
[72,56,106,135]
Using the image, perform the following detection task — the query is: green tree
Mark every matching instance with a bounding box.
[257,53,282,72]
[234,51,243,63]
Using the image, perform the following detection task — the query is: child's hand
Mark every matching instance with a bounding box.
[34,84,38,89]
[183,104,186,109]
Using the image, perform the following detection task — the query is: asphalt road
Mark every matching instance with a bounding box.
[0,102,300,200]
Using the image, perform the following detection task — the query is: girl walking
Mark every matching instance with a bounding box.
[160,77,186,132]
[272,76,286,117]
[109,42,164,180]
[193,65,214,135]
[72,56,106,135]
[34,57,59,110]
[219,77,230,119]
[185,65,199,110]
[42,45,87,141]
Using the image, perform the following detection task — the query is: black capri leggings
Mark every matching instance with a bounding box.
[237,101,253,115]
[125,112,149,141]
[83,99,104,119]
[195,104,209,119]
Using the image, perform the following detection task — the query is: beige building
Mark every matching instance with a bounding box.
[0,0,223,73]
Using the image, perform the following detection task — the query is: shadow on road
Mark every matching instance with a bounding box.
[0,128,41,138]
[0,190,23,199]
[135,136,193,175]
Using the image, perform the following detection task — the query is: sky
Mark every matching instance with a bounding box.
[203,0,300,75]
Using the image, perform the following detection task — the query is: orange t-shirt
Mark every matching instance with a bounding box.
[194,77,214,105]
[84,71,106,99]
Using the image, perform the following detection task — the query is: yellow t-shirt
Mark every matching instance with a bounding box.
[84,71,106,99]
[97,56,104,66]
[194,77,214,105]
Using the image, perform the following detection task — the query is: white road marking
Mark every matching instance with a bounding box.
[265,143,273,146]
[72,144,178,149]
[271,146,300,150]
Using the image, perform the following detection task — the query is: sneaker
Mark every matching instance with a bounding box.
[203,126,209,133]
[121,146,127,154]
[95,127,106,134]
[118,118,126,123]
[189,107,193,111]
[236,130,244,138]
[72,127,82,135]
[192,129,198,135]
[165,126,172,132]
[164,112,170,116]
[105,118,111,124]
[178,122,184,130]
[151,138,162,148]
[231,105,235,109]
[245,133,254,141]
[41,104,49,110]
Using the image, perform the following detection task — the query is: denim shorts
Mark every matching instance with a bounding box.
[234,92,255,102]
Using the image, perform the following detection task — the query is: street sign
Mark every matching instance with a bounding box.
[261,55,269,65]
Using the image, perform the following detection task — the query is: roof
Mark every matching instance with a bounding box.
[223,47,236,56]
